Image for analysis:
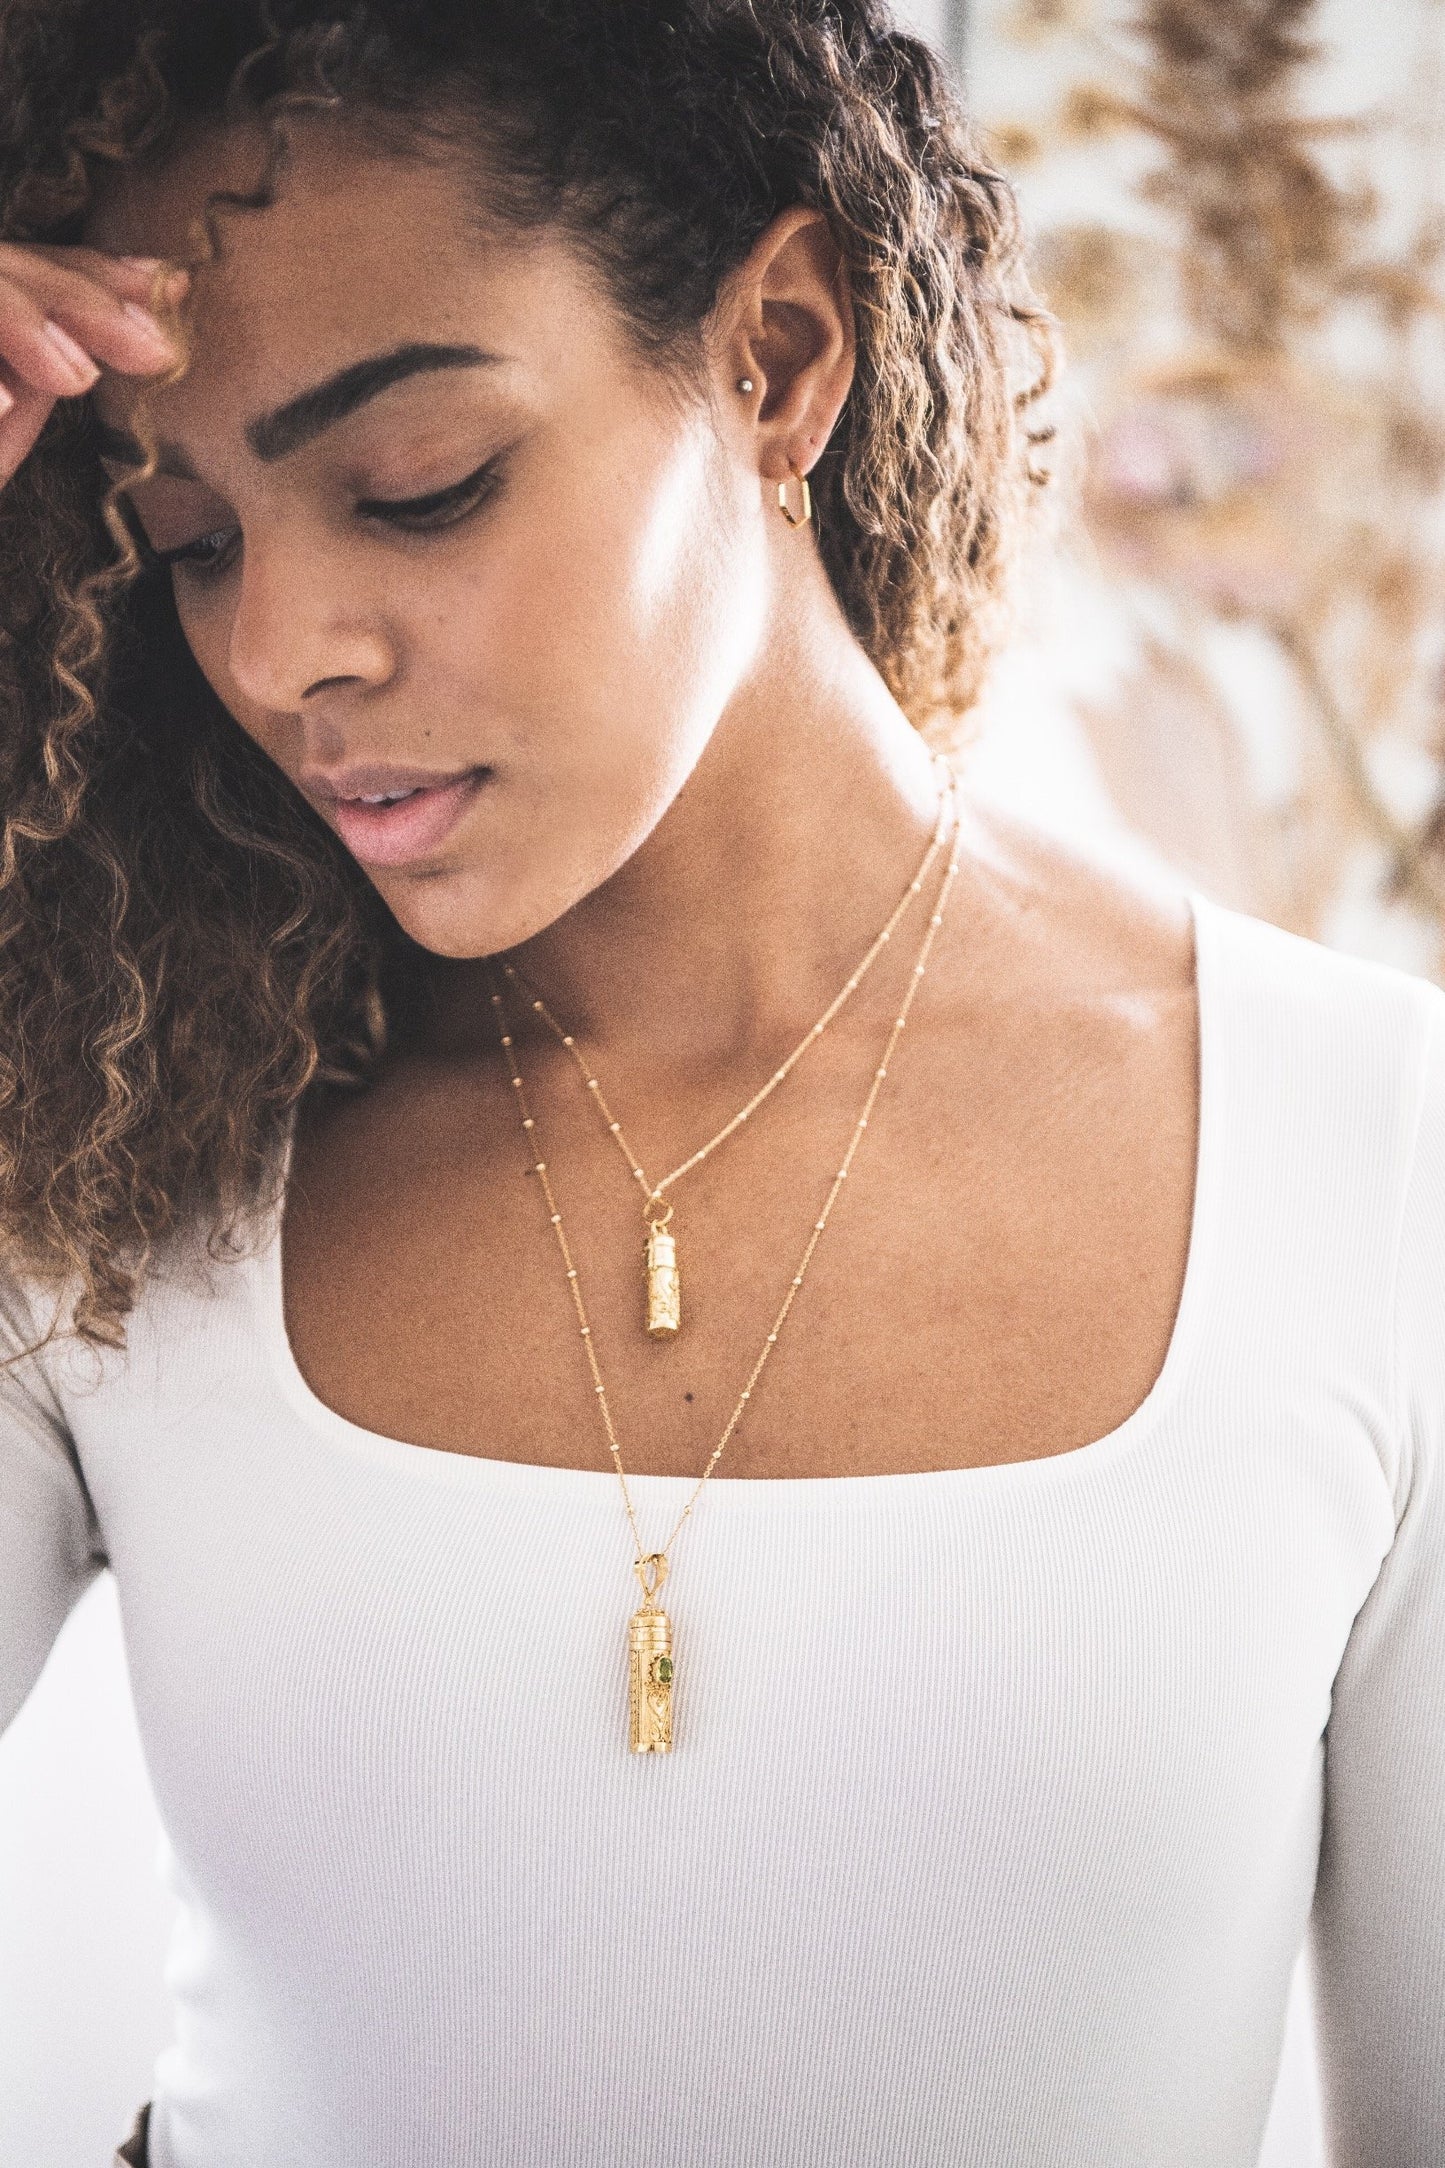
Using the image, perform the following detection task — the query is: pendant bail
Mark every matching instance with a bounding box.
[634,1551,669,1607]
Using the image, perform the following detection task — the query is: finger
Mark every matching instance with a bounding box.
[54,289,180,380]
[0,277,102,397]
[0,248,184,370]
[19,244,190,309]
[0,373,59,489]
[0,271,175,399]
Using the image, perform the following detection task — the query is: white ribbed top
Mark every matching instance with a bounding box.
[2,890,1443,2168]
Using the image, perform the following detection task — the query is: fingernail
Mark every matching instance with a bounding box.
[0,383,14,417]
[43,319,101,386]
[121,301,176,353]
[117,255,164,273]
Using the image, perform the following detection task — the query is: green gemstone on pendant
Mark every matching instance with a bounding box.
[656,1656,673,1683]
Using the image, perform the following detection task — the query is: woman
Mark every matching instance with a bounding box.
[0,2,1439,2163]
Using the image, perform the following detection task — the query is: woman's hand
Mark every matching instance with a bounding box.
[0,243,187,487]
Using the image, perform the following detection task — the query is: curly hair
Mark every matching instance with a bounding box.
[0,0,1054,1358]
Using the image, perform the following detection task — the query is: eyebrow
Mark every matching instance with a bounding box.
[94,340,503,479]
[248,341,501,461]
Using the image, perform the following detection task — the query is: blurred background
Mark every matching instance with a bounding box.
[3,1,1442,2160]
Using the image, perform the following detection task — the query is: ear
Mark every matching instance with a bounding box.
[717,205,856,488]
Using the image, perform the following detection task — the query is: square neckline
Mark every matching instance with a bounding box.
[256,887,1221,1500]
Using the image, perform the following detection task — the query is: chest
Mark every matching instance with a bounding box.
[81,1168,1391,2164]
[276,981,1200,1478]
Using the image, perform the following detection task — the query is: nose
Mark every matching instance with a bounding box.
[224,528,394,713]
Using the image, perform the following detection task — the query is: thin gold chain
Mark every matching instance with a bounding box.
[485,769,961,1576]
[498,753,955,1220]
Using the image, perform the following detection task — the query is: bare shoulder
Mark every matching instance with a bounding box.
[945,788,1197,1015]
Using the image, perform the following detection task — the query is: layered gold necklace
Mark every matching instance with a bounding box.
[487,765,961,1752]
[497,758,956,1340]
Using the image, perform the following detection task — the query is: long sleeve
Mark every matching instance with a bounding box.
[0,1266,104,1733]
[1310,983,1445,2164]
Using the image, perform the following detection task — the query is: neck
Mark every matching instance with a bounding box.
[425,621,948,1083]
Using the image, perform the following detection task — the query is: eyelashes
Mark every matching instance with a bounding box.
[359,456,507,531]
[146,454,507,579]
[150,527,239,577]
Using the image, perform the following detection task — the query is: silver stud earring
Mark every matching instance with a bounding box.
[736,376,754,393]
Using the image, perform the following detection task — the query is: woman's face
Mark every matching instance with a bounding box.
[85,116,779,959]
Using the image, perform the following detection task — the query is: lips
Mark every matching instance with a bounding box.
[326,767,490,868]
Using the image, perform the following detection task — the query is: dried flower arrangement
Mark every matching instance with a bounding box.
[975,0,1445,976]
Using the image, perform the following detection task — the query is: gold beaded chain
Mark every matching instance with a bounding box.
[486,766,962,1753]
[497,752,956,1340]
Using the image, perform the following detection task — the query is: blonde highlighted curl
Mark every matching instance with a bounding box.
[0,0,1055,1357]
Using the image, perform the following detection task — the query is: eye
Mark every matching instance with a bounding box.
[152,526,240,578]
[148,456,507,584]
[357,455,506,531]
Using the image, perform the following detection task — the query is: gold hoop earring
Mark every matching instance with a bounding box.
[777,465,812,528]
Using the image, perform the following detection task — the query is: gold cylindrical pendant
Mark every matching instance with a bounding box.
[645,1220,681,1338]
[629,1603,674,1752]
